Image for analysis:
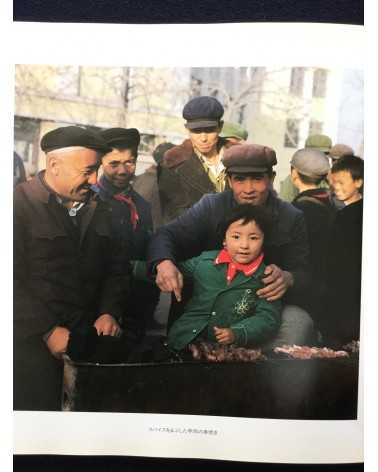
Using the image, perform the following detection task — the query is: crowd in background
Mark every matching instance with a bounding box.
[13,95,363,411]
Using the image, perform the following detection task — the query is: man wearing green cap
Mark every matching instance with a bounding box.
[279,134,332,202]
[220,121,249,147]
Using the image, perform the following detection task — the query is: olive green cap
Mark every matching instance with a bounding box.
[305,134,332,153]
[220,121,249,141]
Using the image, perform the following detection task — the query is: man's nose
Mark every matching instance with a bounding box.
[200,133,208,142]
[117,163,130,173]
[243,180,255,193]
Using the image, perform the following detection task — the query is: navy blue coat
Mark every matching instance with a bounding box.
[94,179,159,338]
[94,182,153,261]
[148,190,310,306]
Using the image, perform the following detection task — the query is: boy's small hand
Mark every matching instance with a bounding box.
[214,326,235,345]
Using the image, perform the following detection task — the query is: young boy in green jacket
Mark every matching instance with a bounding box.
[164,204,282,352]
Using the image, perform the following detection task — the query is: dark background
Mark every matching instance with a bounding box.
[13,0,364,471]
[14,456,364,472]
[14,0,363,25]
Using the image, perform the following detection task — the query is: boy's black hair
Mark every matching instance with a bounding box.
[219,204,272,240]
[331,155,364,181]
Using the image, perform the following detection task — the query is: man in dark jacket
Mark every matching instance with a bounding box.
[14,126,131,411]
[158,96,228,224]
[324,155,364,347]
[279,134,332,202]
[148,144,314,347]
[290,148,336,332]
[133,142,175,230]
[93,127,160,338]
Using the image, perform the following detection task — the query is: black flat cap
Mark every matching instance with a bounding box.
[222,144,277,173]
[100,128,141,149]
[40,126,111,153]
[183,96,224,130]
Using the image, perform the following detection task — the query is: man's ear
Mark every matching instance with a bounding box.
[270,171,276,185]
[355,178,363,190]
[290,168,297,183]
[47,155,60,176]
[218,120,224,133]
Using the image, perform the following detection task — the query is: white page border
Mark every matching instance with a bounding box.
[4,21,366,464]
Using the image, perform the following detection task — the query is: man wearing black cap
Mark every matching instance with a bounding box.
[158,96,227,224]
[14,126,131,411]
[94,127,160,338]
[148,143,314,347]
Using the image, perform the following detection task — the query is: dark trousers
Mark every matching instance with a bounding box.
[14,334,63,411]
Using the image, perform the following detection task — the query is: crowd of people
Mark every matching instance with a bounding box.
[13,95,363,411]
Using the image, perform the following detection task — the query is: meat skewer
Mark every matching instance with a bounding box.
[274,345,349,359]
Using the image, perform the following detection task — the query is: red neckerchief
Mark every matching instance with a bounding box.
[97,180,139,230]
[112,193,139,230]
[214,249,264,284]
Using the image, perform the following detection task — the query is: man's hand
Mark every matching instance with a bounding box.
[46,326,70,359]
[214,326,235,345]
[256,264,294,301]
[156,259,184,302]
[94,314,121,336]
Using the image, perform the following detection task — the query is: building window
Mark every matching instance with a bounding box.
[290,68,305,97]
[309,120,323,136]
[312,69,328,98]
[284,119,300,148]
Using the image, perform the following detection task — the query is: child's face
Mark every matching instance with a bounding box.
[331,170,363,205]
[223,219,264,264]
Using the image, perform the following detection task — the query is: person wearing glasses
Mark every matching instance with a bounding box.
[94,127,160,340]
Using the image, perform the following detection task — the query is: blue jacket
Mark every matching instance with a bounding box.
[93,177,153,260]
[148,190,310,305]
